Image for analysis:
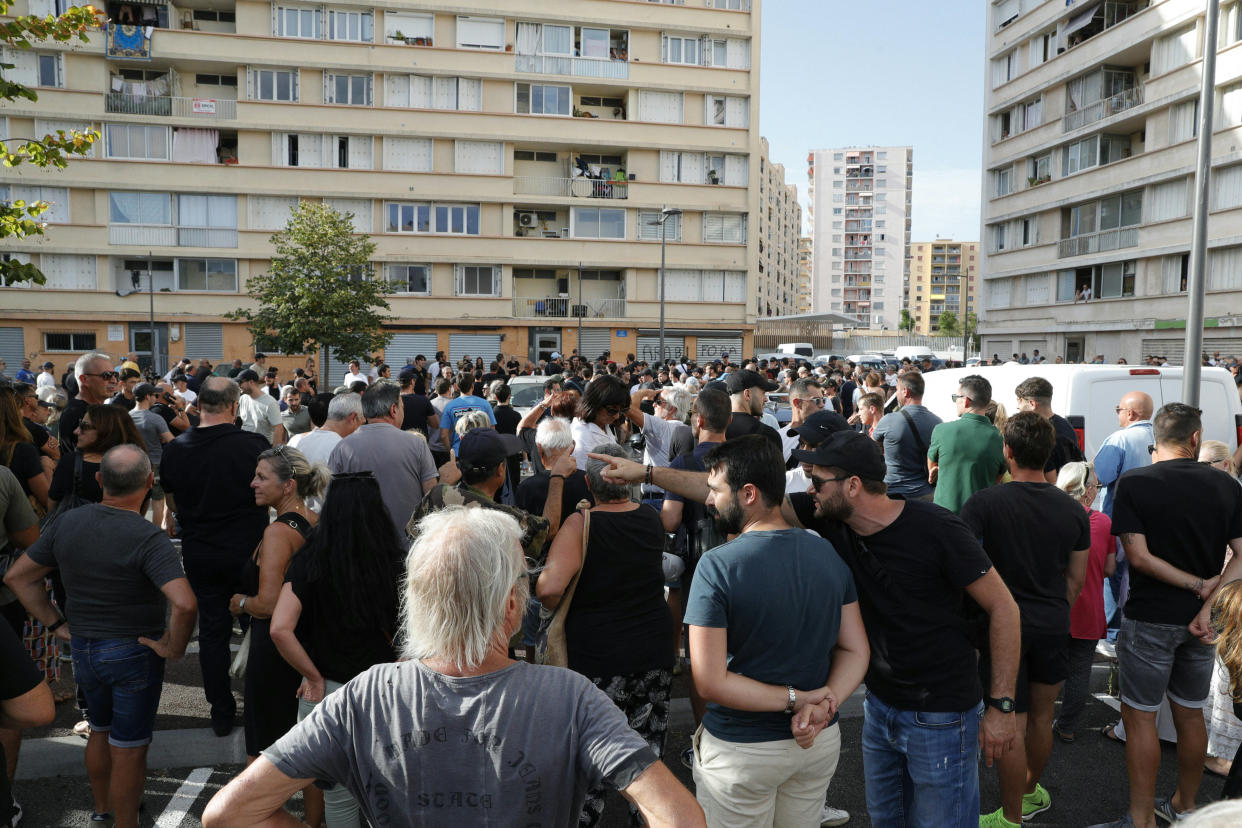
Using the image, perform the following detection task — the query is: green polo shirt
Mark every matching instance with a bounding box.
[927,412,1007,514]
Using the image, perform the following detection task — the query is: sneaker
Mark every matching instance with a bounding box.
[73,719,91,739]
[979,808,1020,828]
[9,799,21,827]
[1021,783,1051,821]
[679,746,694,770]
[1155,796,1190,824]
[1087,815,1137,828]
[820,803,850,826]
[89,812,112,822]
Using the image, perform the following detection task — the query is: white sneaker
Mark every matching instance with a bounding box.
[820,804,850,826]
[73,719,90,739]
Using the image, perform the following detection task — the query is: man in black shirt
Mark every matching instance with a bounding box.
[60,353,115,453]
[961,412,1090,826]
[397,367,439,438]
[1090,404,1242,828]
[1014,377,1083,483]
[108,368,141,411]
[723,369,782,453]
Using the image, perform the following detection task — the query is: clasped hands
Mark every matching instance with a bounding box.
[790,685,839,749]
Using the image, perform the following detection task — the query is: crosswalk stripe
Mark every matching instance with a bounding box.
[155,766,213,828]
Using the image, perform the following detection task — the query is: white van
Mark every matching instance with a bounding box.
[918,364,1241,459]
[777,342,815,358]
[894,345,936,362]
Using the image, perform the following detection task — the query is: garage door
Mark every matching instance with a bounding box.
[1141,336,1242,366]
[695,335,743,362]
[0,327,23,372]
[636,335,685,363]
[384,333,438,370]
[449,333,502,365]
[182,323,223,362]
[577,329,612,362]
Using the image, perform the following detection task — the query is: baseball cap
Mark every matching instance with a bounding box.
[456,428,524,469]
[550,351,561,360]
[791,430,887,482]
[41,361,54,369]
[724,369,779,395]
[792,410,851,446]
[398,365,417,381]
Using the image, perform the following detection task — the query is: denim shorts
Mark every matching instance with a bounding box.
[1116,617,1214,711]
[72,637,165,748]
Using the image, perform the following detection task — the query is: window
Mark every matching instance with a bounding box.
[45,332,96,351]
[456,16,504,50]
[1210,247,1242,290]
[177,194,237,228]
[988,278,1011,309]
[327,9,372,42]
[275,6,320,38]
[514,150,559,162]
[991,50,1017,88]
[177,258,237,291]
[105,124,170,160]
[663,269,746,302]
[109,191,172,225]
[1024,273,1050,306]
[275,133,324,167]
[1219,82,1242,128]
[38,254,95,289]
[995,0,1020,30]
[248,196,297,231]
[386,202,480,235]
[1162,253,1189,293]
[325,73,372,106]
[386,264,430,294]
[324,198,372,232]
[662,34,701,65]
[636,90,684,123]
[455,264,500,296]
[637,210,681,241]
[386,75,481,111]
[1214,162,1242,210]
[1170,99,1198,143]
[705,95,749,127]
[1062,133,1130,176]
[1097,261,1136,298]
[250,68,298,101]
[385,12,433,43]
[1152,23,1197,75]
[327,135,372,169]
[0,47,62,87]
[3,185,69,224]
[1146,177,1188,222]
[571,207,625,239]
[1028,152,1051,183]
[454,140,503,174]
[515,83,571,116]
[195,73,238,87]
[382,137,433,171]
[1063,191,1142,238]
[1028,29,1054,69]
[703,213,747,243]
[994,165,1013,197]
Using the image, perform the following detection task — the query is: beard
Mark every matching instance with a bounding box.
[814,489,853,523]
[707,499,746,536]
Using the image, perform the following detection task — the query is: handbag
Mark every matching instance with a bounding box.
[538,504,591,668]
[39,453,91,532]
[229,628,252,679]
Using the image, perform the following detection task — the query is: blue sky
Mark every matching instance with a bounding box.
[760,0,986,242]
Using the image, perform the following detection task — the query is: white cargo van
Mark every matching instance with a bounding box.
[894,345,936,362]
[776,342,815,358]
[918,364,1241,459]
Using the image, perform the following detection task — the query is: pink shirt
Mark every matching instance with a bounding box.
[1070,507,1113,640]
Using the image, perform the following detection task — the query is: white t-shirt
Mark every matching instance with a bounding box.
[37,371,55,390]
[343,371,369,387]
[785,465,812,495]
[175,387,197,405]
[570,419,617,469]
[239,391,283,443]
[289,428,342,466]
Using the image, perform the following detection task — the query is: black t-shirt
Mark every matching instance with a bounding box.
[791,493,994,711]
[412,368,428,396]
[61,371,78,399]
[960,482,1091,634]
[23,418,50,454]
[399,393,436,435]
[1112,459,1242,625]
[493,405,521,436]
[59,397,87,453]
[149,402,184,434]
[839,382,857,418]
[0,619,41,701]
[724,412,782,453]
[515,469,594,525]
[49,452,103,504]
[1045,414,1084,475]
[108,392,136,412]
[4,441,45,496]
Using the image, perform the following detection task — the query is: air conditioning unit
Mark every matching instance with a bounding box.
[518,212,539,228]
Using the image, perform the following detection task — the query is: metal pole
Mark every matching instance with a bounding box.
[659,210,667,365]
[148,250,157,377]
[577,261,582,360]
[1182,0,1221,406]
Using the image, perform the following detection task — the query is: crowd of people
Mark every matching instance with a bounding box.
[2,346,1242,827]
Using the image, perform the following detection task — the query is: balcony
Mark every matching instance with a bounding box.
[1057,226,1139,258]
[514,176,628,199]
[109,224,237,247]
[515,55,629,80]
[104,93,238,120]
[513,296,625,319]
[1063,85,1144,133]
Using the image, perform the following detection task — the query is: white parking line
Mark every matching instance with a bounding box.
[155,766,213,828]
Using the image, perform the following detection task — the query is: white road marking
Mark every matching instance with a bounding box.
[155,766,213,828]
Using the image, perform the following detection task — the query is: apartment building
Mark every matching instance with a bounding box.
[908,240,980,334]
[982,0,1242,363]
[806,145,913,330]
[0,0,761,380]
[756,136,800,317]
[796,235,813,313]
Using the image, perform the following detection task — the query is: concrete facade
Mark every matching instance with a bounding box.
[909,240,980,334]
[757,136,800,317]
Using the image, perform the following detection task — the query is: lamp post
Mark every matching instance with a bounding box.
[656,206,682,364]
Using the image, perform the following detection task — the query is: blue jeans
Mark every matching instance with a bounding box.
[862,693,982,828]
[72,637,165,748]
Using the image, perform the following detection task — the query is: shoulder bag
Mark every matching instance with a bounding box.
[538,503,591,668]
[38,453,91,532]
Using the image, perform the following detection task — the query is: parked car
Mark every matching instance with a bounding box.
[507,376,548,418]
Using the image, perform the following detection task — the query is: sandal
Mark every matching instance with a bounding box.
[1052,722,1075,744]
[1099,721,1123,743]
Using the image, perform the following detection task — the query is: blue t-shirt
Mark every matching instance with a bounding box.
[683,528,857,743]
[439,395,496,451]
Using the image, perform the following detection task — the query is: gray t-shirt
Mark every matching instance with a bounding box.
[0,466,39,605]
[281,406,312,436]
[328,423,438,540]
[26,504,185,639]
[871,403,943,497]
[263,660,656,825]
[129,408,171,465]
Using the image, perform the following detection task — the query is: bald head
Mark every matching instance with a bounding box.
[100,444,152,497]
[199,376,241,414]
[1118,391,1154,424]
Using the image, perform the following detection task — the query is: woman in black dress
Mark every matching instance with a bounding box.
[228,445,327,765]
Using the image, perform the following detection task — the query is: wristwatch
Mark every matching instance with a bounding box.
[985,695,1016,713]
[47,617,65,633]
[784,685,797,715]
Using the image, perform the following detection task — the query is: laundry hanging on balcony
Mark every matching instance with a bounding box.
[106,23,152,60]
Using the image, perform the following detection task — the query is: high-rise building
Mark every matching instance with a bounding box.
[981,0,1242,363]
[0,0,762,379]
[796,236,813,313]
[908,240,980,334]
[807,145,913,330]
[756,137,801,317]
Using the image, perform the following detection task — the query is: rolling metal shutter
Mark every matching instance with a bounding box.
[636,335,685,363]
[577,329,612,362]
[449,333,502,365]
[384,333,438,369]
[1141,336,1242,366]
[0,327,23,371]
[182,323,223,362]
[694,335,743,362]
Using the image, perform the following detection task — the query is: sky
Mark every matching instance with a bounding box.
[759,0,986,242]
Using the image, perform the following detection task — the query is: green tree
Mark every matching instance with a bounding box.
[899,308,915,332]
[964,311,981,351]
[937,310,961,337]
[1,1,102,286]
[227,202,391,367]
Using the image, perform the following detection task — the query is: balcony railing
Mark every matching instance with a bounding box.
[178,227,238,247]
[105,93,238,120]
[515,55,629,80]
[109,224,237,247]
[514,176,628,199]
[513,296,626,318]
[1057,226,1139,258]
[1063,85,1144,132]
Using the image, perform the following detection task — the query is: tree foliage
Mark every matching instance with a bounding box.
[899,309,914,332]
[227,202,391,363]
[0,1,102,286]
[936,310,960,337]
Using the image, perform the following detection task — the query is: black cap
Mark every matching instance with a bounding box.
[398,365,417,381]
[704,379,729,394]
[457,429,524,468]
[724,369,779,395]
[236,369,260,383]
[41,361,54,369]
[792,410,851,447]
[791,430,887,482]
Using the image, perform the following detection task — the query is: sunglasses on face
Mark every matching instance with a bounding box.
[83,371,119,381]
[809,473,851,491]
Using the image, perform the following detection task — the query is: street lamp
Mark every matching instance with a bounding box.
[655,206,682,364]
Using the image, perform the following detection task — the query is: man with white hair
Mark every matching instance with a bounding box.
[626,384,694,501]
[59,352,116,453]
[288,392,361,465]
[203,507,703,828]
